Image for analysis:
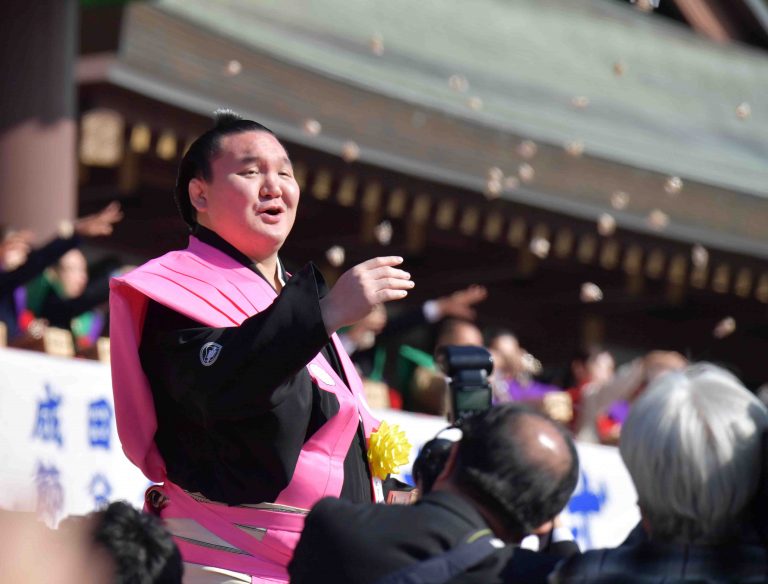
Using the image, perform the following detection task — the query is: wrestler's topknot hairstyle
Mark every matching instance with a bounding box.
[213,108,243,128]
[174,108,276,230]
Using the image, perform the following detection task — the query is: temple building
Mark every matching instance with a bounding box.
[3,0,768,384]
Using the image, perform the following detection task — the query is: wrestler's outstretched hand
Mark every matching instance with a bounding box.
[320,256,413,334]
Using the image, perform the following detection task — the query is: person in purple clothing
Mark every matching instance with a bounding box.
[486,329,573,424]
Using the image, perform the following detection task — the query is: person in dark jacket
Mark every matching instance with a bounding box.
[552,364,768,583]
[289,404,579,584]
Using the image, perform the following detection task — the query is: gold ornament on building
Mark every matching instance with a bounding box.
[459,207,481,236]
[712,263,731,294]
[577,234,598,264]
[80,109,124,167]
[129,123,151,154]
[387,189,407,218]
[156,131,177,160]
[599,240,620,270]
[312,168,333,200]
[734,268,753,298]
[337,175,358,207]
[756,274,768,303]
[436,200,457,230]
[483,213,504,241]
[507,218,527,247]
[554,229,574,259]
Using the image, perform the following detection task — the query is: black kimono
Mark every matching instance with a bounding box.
[138,226,372,505]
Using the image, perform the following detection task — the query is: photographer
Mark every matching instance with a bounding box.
[289,404,579,584]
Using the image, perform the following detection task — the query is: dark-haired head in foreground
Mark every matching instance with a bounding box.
[436,404,579,543]
[91,501,183,584]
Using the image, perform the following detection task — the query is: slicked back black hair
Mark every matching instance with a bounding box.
[455,404,579,539]
[174,109,275,230]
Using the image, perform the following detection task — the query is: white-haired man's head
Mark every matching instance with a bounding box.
[620,363,768,543]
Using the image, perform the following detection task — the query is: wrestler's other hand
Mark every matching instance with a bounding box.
[320,256,413,335]
[74,201,124,237]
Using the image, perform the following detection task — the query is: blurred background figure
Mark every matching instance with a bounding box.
[0,202,122,346]
[24,247,119,351]
[0,509,111,584]
[571,349,687,444]
[342,284,487,413]
[486,328,573,425]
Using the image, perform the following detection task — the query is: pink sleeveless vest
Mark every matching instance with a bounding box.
[110,237,380,582]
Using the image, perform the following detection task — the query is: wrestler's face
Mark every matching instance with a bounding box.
[190,130,299,261]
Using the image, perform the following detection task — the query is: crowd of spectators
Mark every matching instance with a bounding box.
[4,207,768,583]
[0,202,123,354]
[0,205,736,455]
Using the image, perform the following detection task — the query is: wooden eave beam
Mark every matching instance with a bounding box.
[672,0,744,42]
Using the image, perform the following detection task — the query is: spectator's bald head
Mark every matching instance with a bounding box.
[435,318,483,350]
[446,405,579,541]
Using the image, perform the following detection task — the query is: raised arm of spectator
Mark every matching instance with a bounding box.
[370,283,488,343]
[0,202,123,295]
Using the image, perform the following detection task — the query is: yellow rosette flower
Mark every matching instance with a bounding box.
[367,420,412,480]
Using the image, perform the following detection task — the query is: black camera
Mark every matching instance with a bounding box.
[435,345,494,423]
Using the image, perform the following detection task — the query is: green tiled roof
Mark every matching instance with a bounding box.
[156,0,768,198]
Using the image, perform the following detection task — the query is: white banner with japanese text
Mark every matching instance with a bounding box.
[0,348,148,525]
[0,348,639,549]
